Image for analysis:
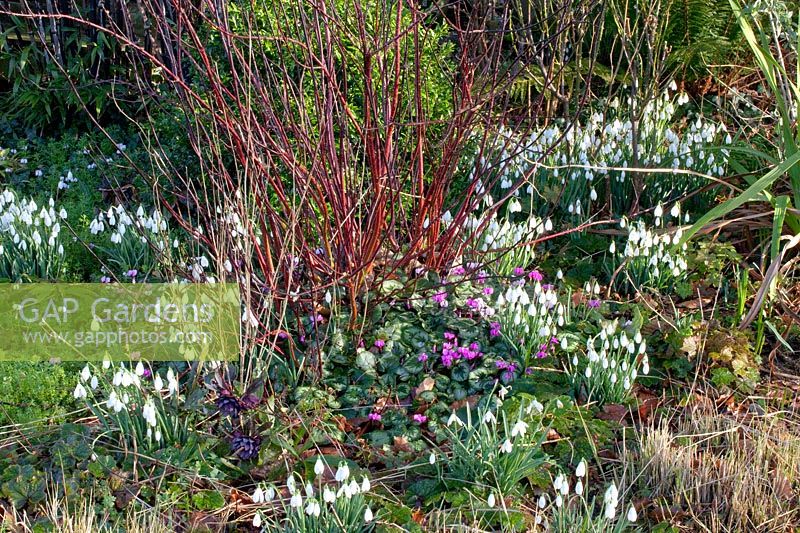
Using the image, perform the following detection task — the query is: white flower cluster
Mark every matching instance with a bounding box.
[537,461,637,529]
[466,210,552,277]
[495,279,563,369]
[250,460,373,530]
[613,209,688,290]
[487,88,730,220]
[0,189,67,279]
[567,319,648,405]
[57,170,78,190]
[74,360,180,446]
[90,204,169,246]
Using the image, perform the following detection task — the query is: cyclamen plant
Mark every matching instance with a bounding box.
[0,189,66,280]
[250,460,375,532]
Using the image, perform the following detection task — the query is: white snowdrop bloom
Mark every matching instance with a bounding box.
[609,240,616,253]
[167,369,179,394]
[576,459,586,477]
[314,457,325,477]
[335,462,350,482]
[323,486,336,503]
[265,486,275,501]
[361,477,371,492]
[447,411,462,427]
[575,479,584,495]
[604,483,619,519]
[627,505,638,522]
[590,188,598,201]
[290,493,303,508]
[73,383,87,399]
[544,218,553,231]
[538,494,547,508]
[90,375,98,390]
[530,399,544,414]
[135,361,145,376]
[286,475,297,494]
[555,494,563,507]
[153,374,164,392]
[500,439,513,454]
[441,210,453,224]
[80,365,91,382]
[364,507,374,522]
[252,513,262,528]
[305,500,321,517]
[487,493,496,508]
[429,452,436,465]
[483,410,497,425]
[511,420,528,438]
[252,486,264,504]
[585,366,592,378]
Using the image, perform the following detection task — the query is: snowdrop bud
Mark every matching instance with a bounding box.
[361,477,371,492]
[538,494,547,508]
[627,505,638,522]
[252,487,264,504]
[429,452,436,465]
[487,493,496,508]
[364,507,374,522]
[575,479,584,495]
[654,204,663,218]
[252,513,262,527]
[335,462,350,482]
[609,240,616,253]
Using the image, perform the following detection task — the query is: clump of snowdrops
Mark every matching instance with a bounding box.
[249,460,375,532]
[435,391,549,499]
[73,360,192,452]
[537,460,639,532]
[488,85,730,220]
[0,189,67,280]
[565,318,648,406]
[610,205,689,292]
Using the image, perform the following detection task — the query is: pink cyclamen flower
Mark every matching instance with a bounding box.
[587,299,602,308]
[374,339,385,349]
[513,267,525,276]
[368,412,382,422]
[489,322,501,337]
[528,270,543,282]
[418,352,428,362]
[412,414,428,424]
[431,291,448,307]
[483,286,494,296]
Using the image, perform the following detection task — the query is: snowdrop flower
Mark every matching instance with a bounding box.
[335,462,350,482]
[429,452,436,465]
[604,483,619,519]
[252,513,262,527]
[364,507,374,522]
[575,479,584,495]
[314,457,325,477]
[627,505,638,522]
[252,487,264,504]
[576,459,586,477]
[500,439,513,454]
[487,493,496,508]
[538,494,547,509]
[305,499,321,517]
[511,419,528,438]
[153,374,164,392]
[447,411,462,427]
[73,383,87,399]
[483,411,497,425]
[361,476,371,492]
[323,487,336,503]
[290,493,303,508]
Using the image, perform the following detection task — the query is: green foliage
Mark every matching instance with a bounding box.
[664,0,741,80]
[0,362,77,425]
[0,17,132,132]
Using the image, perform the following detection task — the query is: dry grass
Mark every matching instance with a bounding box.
[2,493,176,533]
[626,404,800,532]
